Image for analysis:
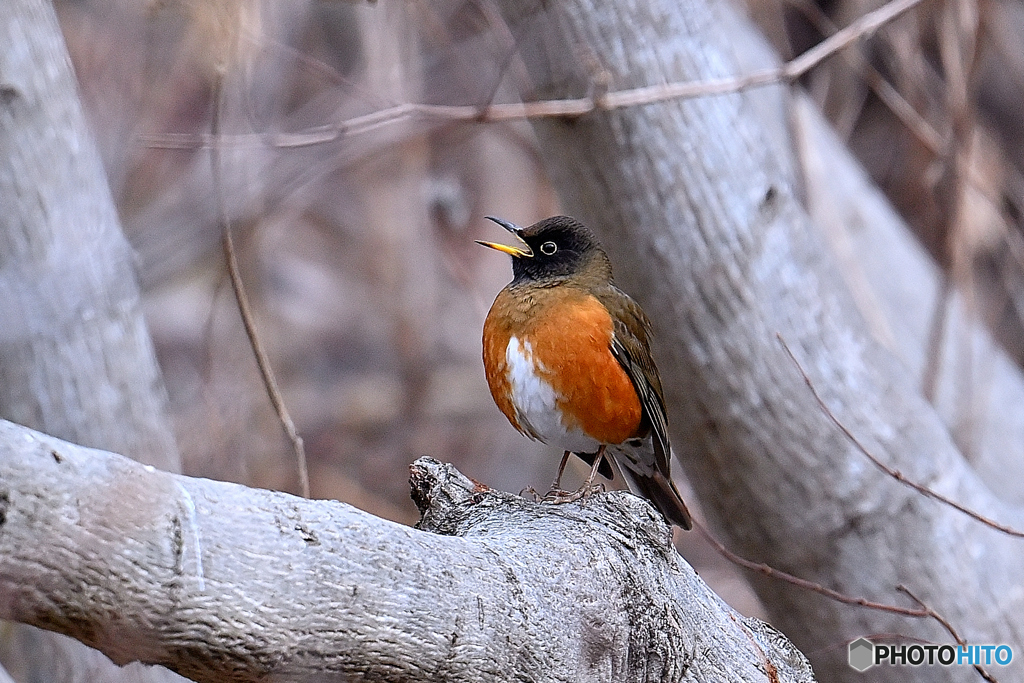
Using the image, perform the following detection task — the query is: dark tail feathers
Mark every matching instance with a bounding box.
[621,468,693,530]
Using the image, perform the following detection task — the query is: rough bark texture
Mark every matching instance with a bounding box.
[0,419,815,683]
[793,94,1024,503]
[0,1,182,681]
[0,0,178,471]
[491,1,1024,681]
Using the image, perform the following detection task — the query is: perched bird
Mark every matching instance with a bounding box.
[477,215,692,529]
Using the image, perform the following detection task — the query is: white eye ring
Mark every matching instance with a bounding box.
[540,241,557,255]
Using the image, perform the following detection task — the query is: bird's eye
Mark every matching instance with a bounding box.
[540,241,557,255]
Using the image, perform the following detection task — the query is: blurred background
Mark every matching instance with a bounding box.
[52,0,1024,619]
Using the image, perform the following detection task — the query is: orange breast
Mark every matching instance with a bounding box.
[482,290,521,433]
[482,286,643,446]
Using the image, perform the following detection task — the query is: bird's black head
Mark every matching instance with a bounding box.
[476,215,613,285]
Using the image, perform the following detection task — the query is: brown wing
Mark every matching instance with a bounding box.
[598,286,693,529]
[597,286,671,476]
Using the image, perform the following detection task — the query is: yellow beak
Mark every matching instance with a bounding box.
[475,216,534,258]
[475,240,533,257]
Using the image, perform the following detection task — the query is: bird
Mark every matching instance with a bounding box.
[477,215,692,529]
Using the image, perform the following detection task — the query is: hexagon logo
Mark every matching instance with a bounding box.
[849,637,875,672]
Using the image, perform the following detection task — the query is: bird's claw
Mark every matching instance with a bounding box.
[519,486,544,502]
[540,481,605,504]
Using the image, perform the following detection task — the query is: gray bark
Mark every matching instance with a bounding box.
[793,93,1024,503]
[490,1,1024,681]
[0,419,815,683]
[0,0,178,471]
[0,0,182,681]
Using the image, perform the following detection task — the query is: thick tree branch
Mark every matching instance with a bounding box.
[0,0,178,471]
[793,93,1024,502]
[488,1,1024,681]
[0,419,814,683]
[1,1,185,680]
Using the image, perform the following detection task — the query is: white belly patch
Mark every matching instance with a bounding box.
[505,336,601,453]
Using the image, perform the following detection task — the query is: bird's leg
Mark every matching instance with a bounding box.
[548,450,572,493]
[542,446,607,504]
[580,445,607,495]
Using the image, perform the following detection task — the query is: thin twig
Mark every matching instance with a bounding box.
[782,0,923,80]
[897,585,998,683]
[786,0,944,152]
[777,333,1024,537]
[789,0,1008,223]
[210,72,310,498]
[693,520,930,617]
[141,0,924,151]
[698,514,991,675]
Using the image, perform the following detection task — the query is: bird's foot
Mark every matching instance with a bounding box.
[519,486,544,502]
[540,481,605,504]
[541,487,578,504]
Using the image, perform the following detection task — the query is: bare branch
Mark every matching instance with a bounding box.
[897,587,998,683]
[0,419,816,683]
[210,73,309,498]
[778,333,1024,538]
[139,0,924,151]
[694,522,930,618]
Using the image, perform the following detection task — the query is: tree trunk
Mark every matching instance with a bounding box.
[0,0,182,681]
[489,1,1024,681]
[0,0,178,469]
[0,419,815,683]
[793,93,1024,503]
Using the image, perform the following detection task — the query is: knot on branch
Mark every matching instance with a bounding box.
[409,457,484,534]
[409,456,675,556]
[406,458,817,681]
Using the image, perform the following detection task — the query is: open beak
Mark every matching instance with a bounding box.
[475,216,533,257]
